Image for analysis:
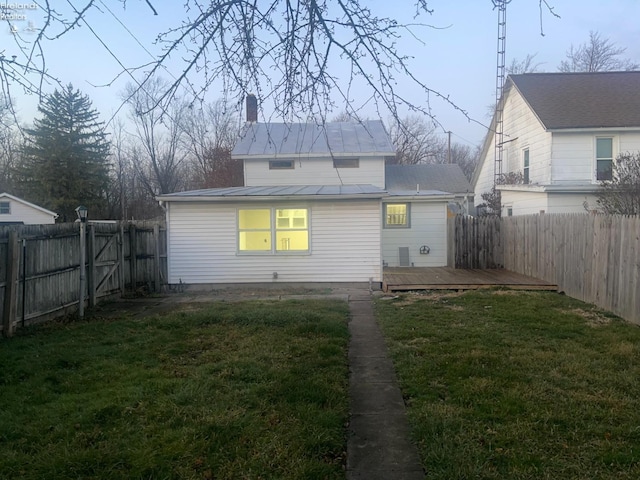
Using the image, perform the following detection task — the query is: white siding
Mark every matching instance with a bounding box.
[244,156,385,188]
[500,190,549,217]
[547,193,599,214]
[551,131,640,184]
[166,200,382,284]
[474,88,552,207]
[381,201,448,267]
[0,199,56,224]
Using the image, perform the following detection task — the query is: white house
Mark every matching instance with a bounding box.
[0,193,58,224]
[473,72,640,216]
[158,119,471,286]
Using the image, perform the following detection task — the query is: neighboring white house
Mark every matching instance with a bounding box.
[473,72,640,216]
[158,118,472,286]
[0,193,58,224]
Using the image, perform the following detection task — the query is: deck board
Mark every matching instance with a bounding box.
[383,267,557,292]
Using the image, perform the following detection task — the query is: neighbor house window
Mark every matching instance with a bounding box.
[269,160,294,170]
[523,149,530,184]
[596,137,613,181]
[333,158,359,168]
[384,203,410,228]
[238,208,309,253]
[0,201,10,214]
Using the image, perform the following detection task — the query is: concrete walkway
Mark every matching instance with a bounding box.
[347,291,425,480]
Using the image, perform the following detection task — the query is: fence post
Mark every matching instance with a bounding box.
[154,223,161,293]
[129,224,137,292]
[118,224,125,296]
[87,223,96,307]
[2,231,20,338]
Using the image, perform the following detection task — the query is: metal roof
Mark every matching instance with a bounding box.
[232,120,395,158]
[509,72,640,129]
[385,164,472,195]
[157,184,386,201]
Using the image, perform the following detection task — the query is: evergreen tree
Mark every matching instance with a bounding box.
[17,85,111,222]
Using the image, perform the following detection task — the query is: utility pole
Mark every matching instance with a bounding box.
[447,131,452,164]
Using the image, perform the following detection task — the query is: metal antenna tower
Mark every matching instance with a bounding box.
[493,0,509,185]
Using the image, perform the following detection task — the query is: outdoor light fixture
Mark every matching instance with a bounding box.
[75,205,88,222]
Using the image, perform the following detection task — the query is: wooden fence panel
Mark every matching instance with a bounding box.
[0,221,167,336]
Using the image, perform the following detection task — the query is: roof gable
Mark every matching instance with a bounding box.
[0,193,58,217]
[232,120,395,158]
[510,71,640,130]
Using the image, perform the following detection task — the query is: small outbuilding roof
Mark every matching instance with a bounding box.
[509,71,640,130]
[385,164,472,195]
[157,184,386,201]
[232,120,395,158]
[0,192,58,217]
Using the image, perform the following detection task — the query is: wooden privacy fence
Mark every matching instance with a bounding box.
[448,215,503,269]
[449,214,640,324]
[0,221,167,337]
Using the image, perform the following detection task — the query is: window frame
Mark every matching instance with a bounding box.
[237,207,311,255]
[383,203,410,229]
[0,201,10,214]
[595,137,615,182]
[269,160,295,170]
[333,157,359,168]
[523,148,530,184]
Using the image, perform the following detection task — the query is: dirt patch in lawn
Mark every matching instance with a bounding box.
[564,308,611,327]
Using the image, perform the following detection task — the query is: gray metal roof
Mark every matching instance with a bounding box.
[232,120,395,157]
[509,72,640,129]
[158,184,386,200]
[385,164,472,195]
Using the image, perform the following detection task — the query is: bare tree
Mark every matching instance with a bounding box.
[0,1,559,125]
[507,53,543,75]
[595,152,640,215]
[388,116,444,165]
[0,102,20,192]
[181,99,243,188]
[123,78,190,196]
[558,31,639,72]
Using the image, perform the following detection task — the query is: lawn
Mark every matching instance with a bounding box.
[0,299,350,480]
[376,290,640,480]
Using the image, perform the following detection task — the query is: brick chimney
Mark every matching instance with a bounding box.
[246,93,257,122]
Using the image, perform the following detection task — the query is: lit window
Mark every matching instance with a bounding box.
[384,203,410,228]
[596,138,613,181]
[333,158,359,168]
[238,209,271,251]
[0,201,9,214]
[238,208,309,253]
[269,160,294,170]
[523,149,530,184]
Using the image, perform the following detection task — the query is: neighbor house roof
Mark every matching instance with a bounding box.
[0,192,58,217]
[232,120,395,158]
[509,71,640,130]
[157,184,386,202]
[385,164,472,195]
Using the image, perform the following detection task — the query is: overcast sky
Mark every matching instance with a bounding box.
[5,0,640,149]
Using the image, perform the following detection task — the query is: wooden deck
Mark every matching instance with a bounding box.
[383,267,558,293]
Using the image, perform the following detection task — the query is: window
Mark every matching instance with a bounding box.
[0,202,9,214]
[238,208,309,253]
[333,157,359,168]
[506,207,513,217]
[269,160,294,170]
[384,203,410,228]
[523,149,530,184]
[596,137,613,181]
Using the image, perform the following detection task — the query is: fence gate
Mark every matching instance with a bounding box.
[87,225,123,307]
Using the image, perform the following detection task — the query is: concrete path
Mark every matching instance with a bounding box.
[346,291,425,480]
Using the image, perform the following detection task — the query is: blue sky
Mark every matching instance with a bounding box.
[4,0,640,149]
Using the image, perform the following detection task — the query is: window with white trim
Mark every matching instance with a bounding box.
[333,157,359,168]
[269,160,294,170]
[0,201,10,214]
[238,208,309,253]
[523,149,530,184]
[383,203,410,228]
[596,137,613,181]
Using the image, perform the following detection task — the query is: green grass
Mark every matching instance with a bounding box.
[376,290,640,479]
[0,299,350,480]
